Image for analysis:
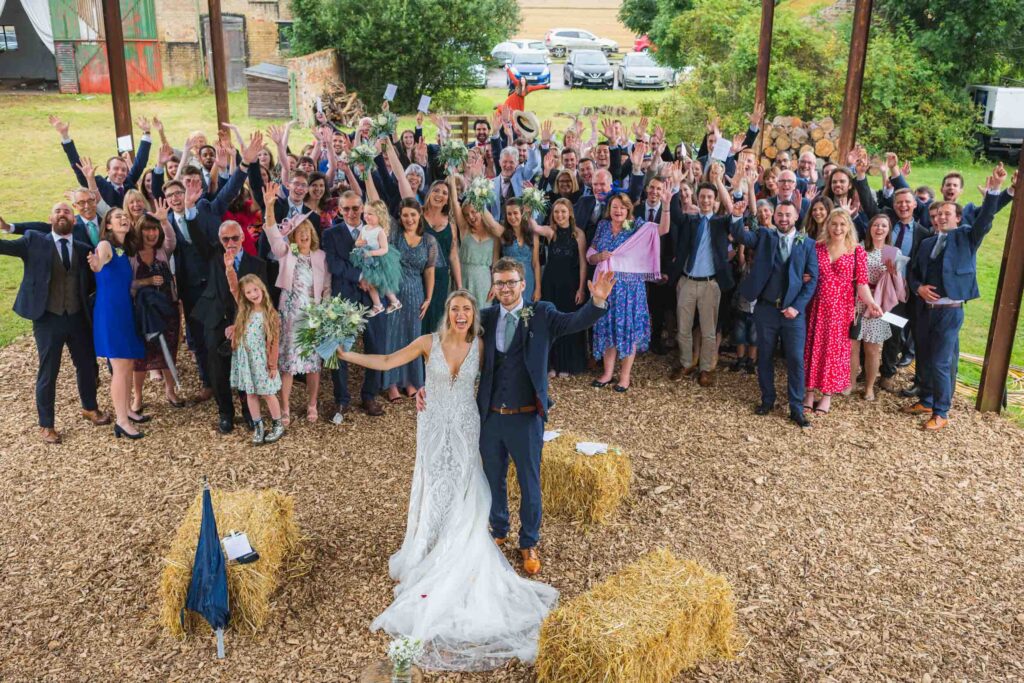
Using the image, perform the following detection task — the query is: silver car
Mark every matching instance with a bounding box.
[616,52,670,90]
[544,28,618,58]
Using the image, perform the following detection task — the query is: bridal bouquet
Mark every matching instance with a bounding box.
[465,175,495,212]
[437,138,468,173]
[520,186,548,217]
[348,143,378,180]
[388,636,424,676]
[295,295,368,370]
[370,111,399,141]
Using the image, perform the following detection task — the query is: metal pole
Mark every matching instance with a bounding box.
[100,0,134,159]
[837,0,873,162]
[754,0,775,118]
[977,148,1024,412]
[207,0,230,128]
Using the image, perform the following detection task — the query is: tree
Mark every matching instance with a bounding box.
[618,0,659,36]
[291,0,520,112]
[619,0,693,64]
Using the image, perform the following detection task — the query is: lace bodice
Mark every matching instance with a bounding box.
[423,333,480,416]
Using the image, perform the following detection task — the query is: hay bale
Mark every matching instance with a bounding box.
[507,433,631,525]
[536,549,738,683]
[158,488,302,638]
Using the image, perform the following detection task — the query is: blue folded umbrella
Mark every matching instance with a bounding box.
[183,482,230,658]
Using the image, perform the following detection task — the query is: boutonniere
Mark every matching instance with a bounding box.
[623,219,638,233]
[114,247,124,257]
[290,243,300,256]
[794,232,807,245]
[520,305,535,329]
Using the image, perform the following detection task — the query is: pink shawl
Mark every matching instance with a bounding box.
[873,245,907,313]
[587,221,662,281]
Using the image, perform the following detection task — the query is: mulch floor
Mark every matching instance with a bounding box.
[1,336,1022,682]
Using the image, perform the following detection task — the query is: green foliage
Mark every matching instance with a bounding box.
[290,0,520,112]
[618,0,659,36]
[874,0,1024,87]
[642,0,980,159]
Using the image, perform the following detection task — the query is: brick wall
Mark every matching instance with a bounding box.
[288,49,341,127]
[162,42,202,87]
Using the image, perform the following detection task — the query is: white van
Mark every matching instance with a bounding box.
[967,85,1024,155]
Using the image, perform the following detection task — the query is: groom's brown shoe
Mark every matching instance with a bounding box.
[82,409,111,426]
[520,548,541,575]
[494,537,507,547]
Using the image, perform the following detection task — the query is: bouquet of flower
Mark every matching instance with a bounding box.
[388,636,424,674]
[520,187,548,217]
[465,175,495,213]
[437,138,468,173]
[370,111,399,141]
[295,295,368,370]
[349,143,378,180]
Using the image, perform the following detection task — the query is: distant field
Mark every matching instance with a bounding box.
[515,0,634,50]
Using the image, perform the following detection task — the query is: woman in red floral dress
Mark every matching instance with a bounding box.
[803,209,882,414]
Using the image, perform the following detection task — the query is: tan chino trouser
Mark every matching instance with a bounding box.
[675,277,720,371]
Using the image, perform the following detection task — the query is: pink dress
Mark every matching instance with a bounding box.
[804,244,867,394]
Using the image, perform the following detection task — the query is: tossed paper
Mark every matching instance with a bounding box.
[417,95,432,113]
[710,137,732,162]
[116,135,134,153]
[543,430,561,442]
[221,532,254,561]
[576,442,608,456]
[316,96,324,113]
[881,312,909,329]
[384,84,398,101]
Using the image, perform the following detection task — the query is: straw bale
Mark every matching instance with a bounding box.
[158,488,302,638]
[507,433,631,525]
[536,548,738,683]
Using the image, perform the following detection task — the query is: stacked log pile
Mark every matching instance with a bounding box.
[760,116,841,167]
[320,81,366,128]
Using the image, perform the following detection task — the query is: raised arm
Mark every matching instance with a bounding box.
[149,198,177,257]
[480,208,505,239]
[260,182,290,259]
[128,116,153,186]
[383,138,416,199]
[337,333,431,371]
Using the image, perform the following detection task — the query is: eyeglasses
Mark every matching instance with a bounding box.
[165,190,185,198]
[493,279,522,289]
[220,234,242,243]
[74,199,97,206]
[341,206,362,212]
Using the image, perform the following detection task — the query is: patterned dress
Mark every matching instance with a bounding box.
[384,231,439,390]
[422,222,453,334]
[459,231,495,306]
[590,220,651,359]
[278,255,321,375]
[856,248,892,345]
[805,244,868,394]
[502,238,535,301]
[230,312,282,395]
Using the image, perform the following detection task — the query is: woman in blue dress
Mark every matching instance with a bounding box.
[587,193,667,392]
[500,198,541,302]
[88,208,147,439]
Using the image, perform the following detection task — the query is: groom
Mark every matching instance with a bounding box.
[477,258,614,575]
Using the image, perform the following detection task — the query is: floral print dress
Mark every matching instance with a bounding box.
[805,244,868,394]
[230,312,282,395]
[278,255,321,375]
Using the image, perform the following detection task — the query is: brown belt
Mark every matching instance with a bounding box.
[491,405,537,415]
[926,302,962,309]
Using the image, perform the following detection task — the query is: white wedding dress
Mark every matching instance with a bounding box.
[371,334,558,670]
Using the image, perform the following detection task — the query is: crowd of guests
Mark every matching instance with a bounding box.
[0,101,1016,444]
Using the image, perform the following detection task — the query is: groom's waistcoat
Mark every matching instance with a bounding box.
[490,333,536,411]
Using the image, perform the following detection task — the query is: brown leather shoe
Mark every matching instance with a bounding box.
[520,547,541,575]
[923,415,949,431]
[698,370,715,387]
[192,387,214,403]
[40,427,62,444]
[361,399,384,416]
[669,366,684,381]
[902,402,932,415]
[682,363,699,378]
[494,537,507,547]
[81,409,111,426]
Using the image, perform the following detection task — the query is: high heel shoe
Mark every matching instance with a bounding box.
[114,423,144,440]
[128,411,152,424]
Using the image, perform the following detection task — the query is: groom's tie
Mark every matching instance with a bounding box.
[502,311,518,352]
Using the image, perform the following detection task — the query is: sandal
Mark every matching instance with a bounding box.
[367,304,385,318]
[387,392,403,404]
[307,405,318,423]
[386,301,402,314]
[282,412,291,427]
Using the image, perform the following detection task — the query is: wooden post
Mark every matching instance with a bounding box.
[977,149,1024,412]
[754,0,775,118]
[208,0,230,128]
[837,0,873,162]
[100,0,134,158]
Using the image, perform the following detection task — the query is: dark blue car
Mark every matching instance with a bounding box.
[506,51,551,87]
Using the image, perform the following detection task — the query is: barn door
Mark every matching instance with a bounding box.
[202,14,246,92]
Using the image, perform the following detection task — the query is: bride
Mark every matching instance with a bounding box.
[337,289,558,671]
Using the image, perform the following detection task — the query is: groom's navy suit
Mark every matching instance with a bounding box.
[478,299,606,549]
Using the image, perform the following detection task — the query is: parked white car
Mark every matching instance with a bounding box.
[544,28,618,58]
[491,39,547,63]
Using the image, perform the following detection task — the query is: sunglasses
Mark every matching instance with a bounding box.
[341,206,362,212]
[220,234,242,243]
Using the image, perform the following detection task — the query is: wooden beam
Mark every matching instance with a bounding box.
[100,0,133,158]
[207,0,230,128]
[837,0,873,162]
[754,0,775,118]
[977,150,1024,412]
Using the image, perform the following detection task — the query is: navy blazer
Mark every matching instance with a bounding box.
[729,223,819,314]
[889,172,1013,230]
[321,222,371,307]
[669,198,736,289]
[63,138,151,209]
[0,230,94,321]
[908,191,1000,302]
[477,300,606,421]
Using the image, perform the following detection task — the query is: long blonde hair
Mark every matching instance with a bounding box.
[819,208,858,253]
[232,274,280,352]
[438,289,482,342]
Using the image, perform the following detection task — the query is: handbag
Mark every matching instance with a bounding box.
[848,247,863,341]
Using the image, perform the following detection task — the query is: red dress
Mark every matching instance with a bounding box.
[804,243,867,394]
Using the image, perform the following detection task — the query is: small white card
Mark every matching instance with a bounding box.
[316,96,324,113]
[677,142,687,160]
[384,84,398,101]
[881,312,909,329]
[417,95,432,113]
[543,430,561,442]
[116,135,134,153]
[576,442,608,456]
[711,137,732,162]
[221,532,254,561]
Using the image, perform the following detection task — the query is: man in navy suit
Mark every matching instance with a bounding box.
[2,188,104,247]
[904,164,1008,431]
[573,168,614,244]
[634,175,674,354]
[321,191,387,418]
[51,115,151,209]
[0,201,110,443]
[730,201,819,427]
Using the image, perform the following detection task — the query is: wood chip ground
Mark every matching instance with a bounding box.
[1,337,1022,682]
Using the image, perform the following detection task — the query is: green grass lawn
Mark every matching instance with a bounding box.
[1,87,1020,414]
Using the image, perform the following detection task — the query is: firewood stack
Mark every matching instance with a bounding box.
[760,116,841,168]
[319,80,366,128]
